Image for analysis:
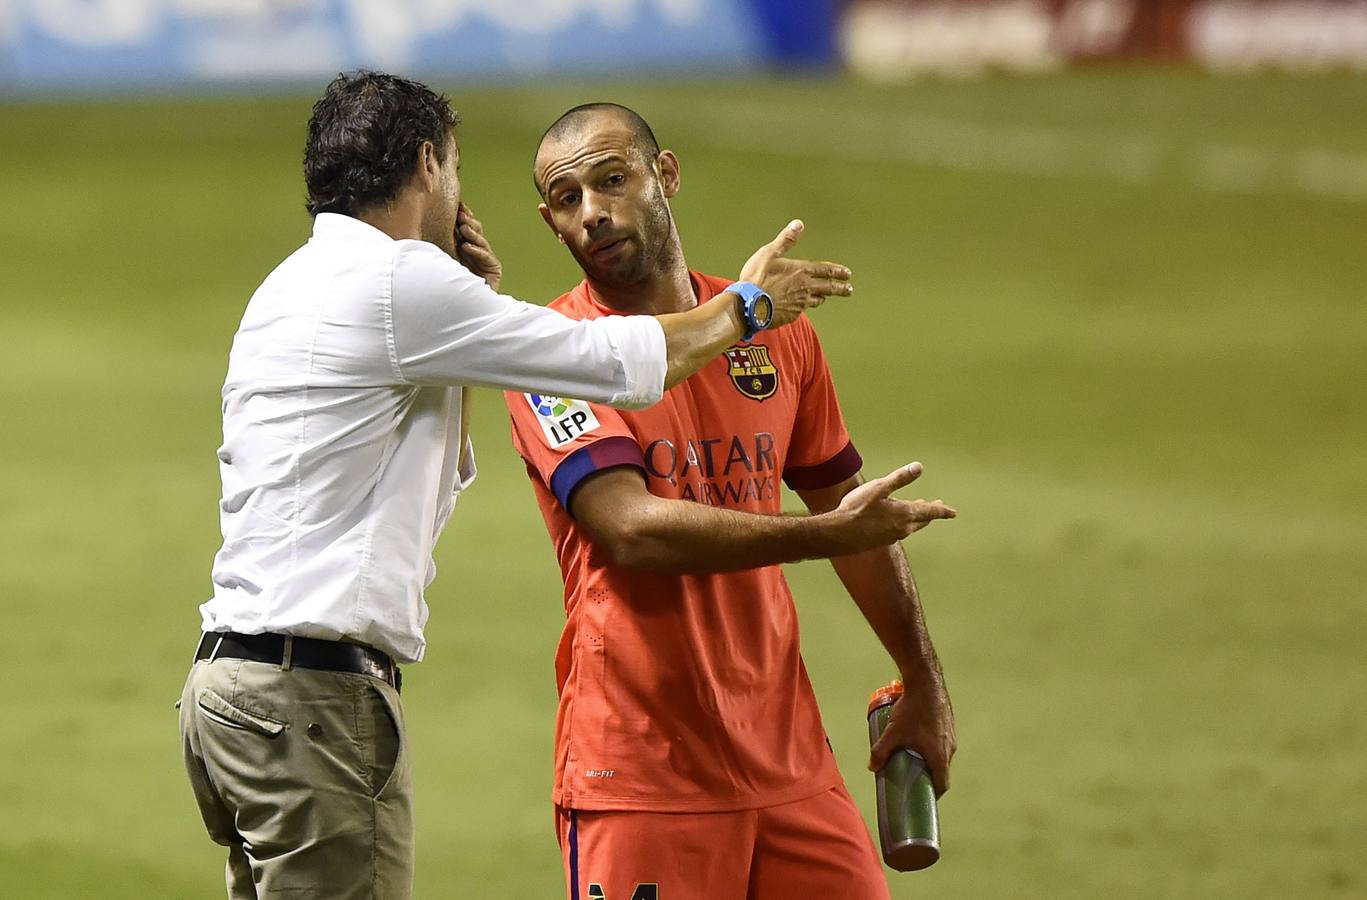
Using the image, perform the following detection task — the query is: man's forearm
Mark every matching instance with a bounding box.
[591,489,849,573]
[655,296,745,390]
[610,501,839,572]
[579,465,947,574]
[830,544,946,687]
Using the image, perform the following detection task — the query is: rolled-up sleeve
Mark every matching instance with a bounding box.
[387,240,665,409]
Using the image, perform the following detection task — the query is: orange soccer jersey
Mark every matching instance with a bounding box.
[504,272,862,813]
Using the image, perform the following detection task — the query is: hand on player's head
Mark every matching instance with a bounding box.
[739,220,854,328]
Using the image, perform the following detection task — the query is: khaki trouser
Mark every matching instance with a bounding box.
[179,655,414,899]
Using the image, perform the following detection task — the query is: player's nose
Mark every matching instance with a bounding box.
[581,196,609,231]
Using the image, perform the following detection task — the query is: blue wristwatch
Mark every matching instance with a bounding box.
[730,281,774,342]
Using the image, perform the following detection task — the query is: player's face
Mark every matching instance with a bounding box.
[422,133,461,255]
[536,124,676,287]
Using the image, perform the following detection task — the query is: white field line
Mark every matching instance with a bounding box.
[670,99,1367,204]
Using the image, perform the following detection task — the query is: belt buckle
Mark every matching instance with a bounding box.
[358,652,394,689]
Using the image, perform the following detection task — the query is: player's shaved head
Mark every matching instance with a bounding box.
[534,103,660,196]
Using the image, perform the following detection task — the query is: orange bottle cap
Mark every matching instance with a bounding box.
[867,680,904,714]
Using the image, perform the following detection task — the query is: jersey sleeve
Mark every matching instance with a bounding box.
[388,240,666,409]
[782,320,862,491]
[505,389,646,514]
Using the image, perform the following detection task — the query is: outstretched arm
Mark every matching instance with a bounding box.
[656,219,852,389]
[405,213,850,408]
[797,473,957,796]
[571,462,954,573]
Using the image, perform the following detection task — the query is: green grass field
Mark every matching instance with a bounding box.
[2,68,1364,898]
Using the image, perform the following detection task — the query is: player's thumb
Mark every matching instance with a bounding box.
[872,461,923,497]
[766,218,804,258]
[868,731,898,772]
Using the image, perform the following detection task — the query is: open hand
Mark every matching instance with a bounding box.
[831,462,956,553]
[737,219,853,328]
[456,202,503,291]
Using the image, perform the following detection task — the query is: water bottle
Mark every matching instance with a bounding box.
[867,680,940,871]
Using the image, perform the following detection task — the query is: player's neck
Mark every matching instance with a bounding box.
[588,262,696,316]
[357,195,423,244]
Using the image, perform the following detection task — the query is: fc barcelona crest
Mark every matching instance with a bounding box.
[724,344,779,401]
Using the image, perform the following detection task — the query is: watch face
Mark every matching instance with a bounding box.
[756,293,774,328]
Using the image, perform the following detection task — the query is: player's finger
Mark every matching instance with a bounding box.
[801,261,851,280]
[462,248,497,270]
[807,278,854,298]
[457,241,488,262]
[868,731,898,772]
[927,754,950,797]
[460,237,486,255]
[763,219,805,260]
[907,500,956,522]
[870,462,924,497]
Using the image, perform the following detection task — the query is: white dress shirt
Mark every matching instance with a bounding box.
[201,213,667,663]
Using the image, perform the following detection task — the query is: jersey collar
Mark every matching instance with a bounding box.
[578,271,719,318]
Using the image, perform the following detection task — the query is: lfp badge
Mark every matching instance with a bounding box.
[526,393,600,448]
[724,344,778,401]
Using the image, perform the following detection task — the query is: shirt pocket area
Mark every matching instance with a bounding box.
[196,687,287,737]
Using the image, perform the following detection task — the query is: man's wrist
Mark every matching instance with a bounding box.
[719,290,747,341]
[896,654,946,689]
[808,507,856,557]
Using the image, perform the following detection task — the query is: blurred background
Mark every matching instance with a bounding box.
[2,1,1364,897]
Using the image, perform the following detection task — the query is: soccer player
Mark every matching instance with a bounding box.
[503,104,957,900]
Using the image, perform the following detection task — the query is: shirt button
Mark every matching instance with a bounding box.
[307,723,324,739]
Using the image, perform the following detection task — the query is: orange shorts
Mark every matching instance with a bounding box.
[554,782,890,900]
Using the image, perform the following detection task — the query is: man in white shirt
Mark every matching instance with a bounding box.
[177,71,856,899]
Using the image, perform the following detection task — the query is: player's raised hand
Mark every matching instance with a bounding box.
[455,202,503,292]
[828,462,956,553]
[737,219,853,328]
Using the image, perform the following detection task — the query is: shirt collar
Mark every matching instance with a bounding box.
[310,212,396,245]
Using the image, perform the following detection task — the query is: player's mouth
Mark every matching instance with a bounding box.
[588,235,631,260]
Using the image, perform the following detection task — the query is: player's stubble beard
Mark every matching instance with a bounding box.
[422,168,459,257]
[583,180,681,289]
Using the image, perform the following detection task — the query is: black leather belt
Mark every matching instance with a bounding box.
[195,631,401,693]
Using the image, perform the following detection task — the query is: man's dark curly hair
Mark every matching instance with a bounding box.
[304,71,459,217]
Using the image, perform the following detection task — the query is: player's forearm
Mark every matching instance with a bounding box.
[655,295,745,390]
[830,545,946,689]
[602,496,850,573]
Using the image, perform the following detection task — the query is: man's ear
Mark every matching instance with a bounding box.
[417,140,441,192]
[538,203,566,244]
[657,150,681,199]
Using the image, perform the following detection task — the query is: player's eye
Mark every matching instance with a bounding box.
[605,173,625,188]
[559,191,580,208]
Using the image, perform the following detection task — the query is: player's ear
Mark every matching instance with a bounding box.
[657,150,680,199]
[538,203,566,244]
[416,140,441,192]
